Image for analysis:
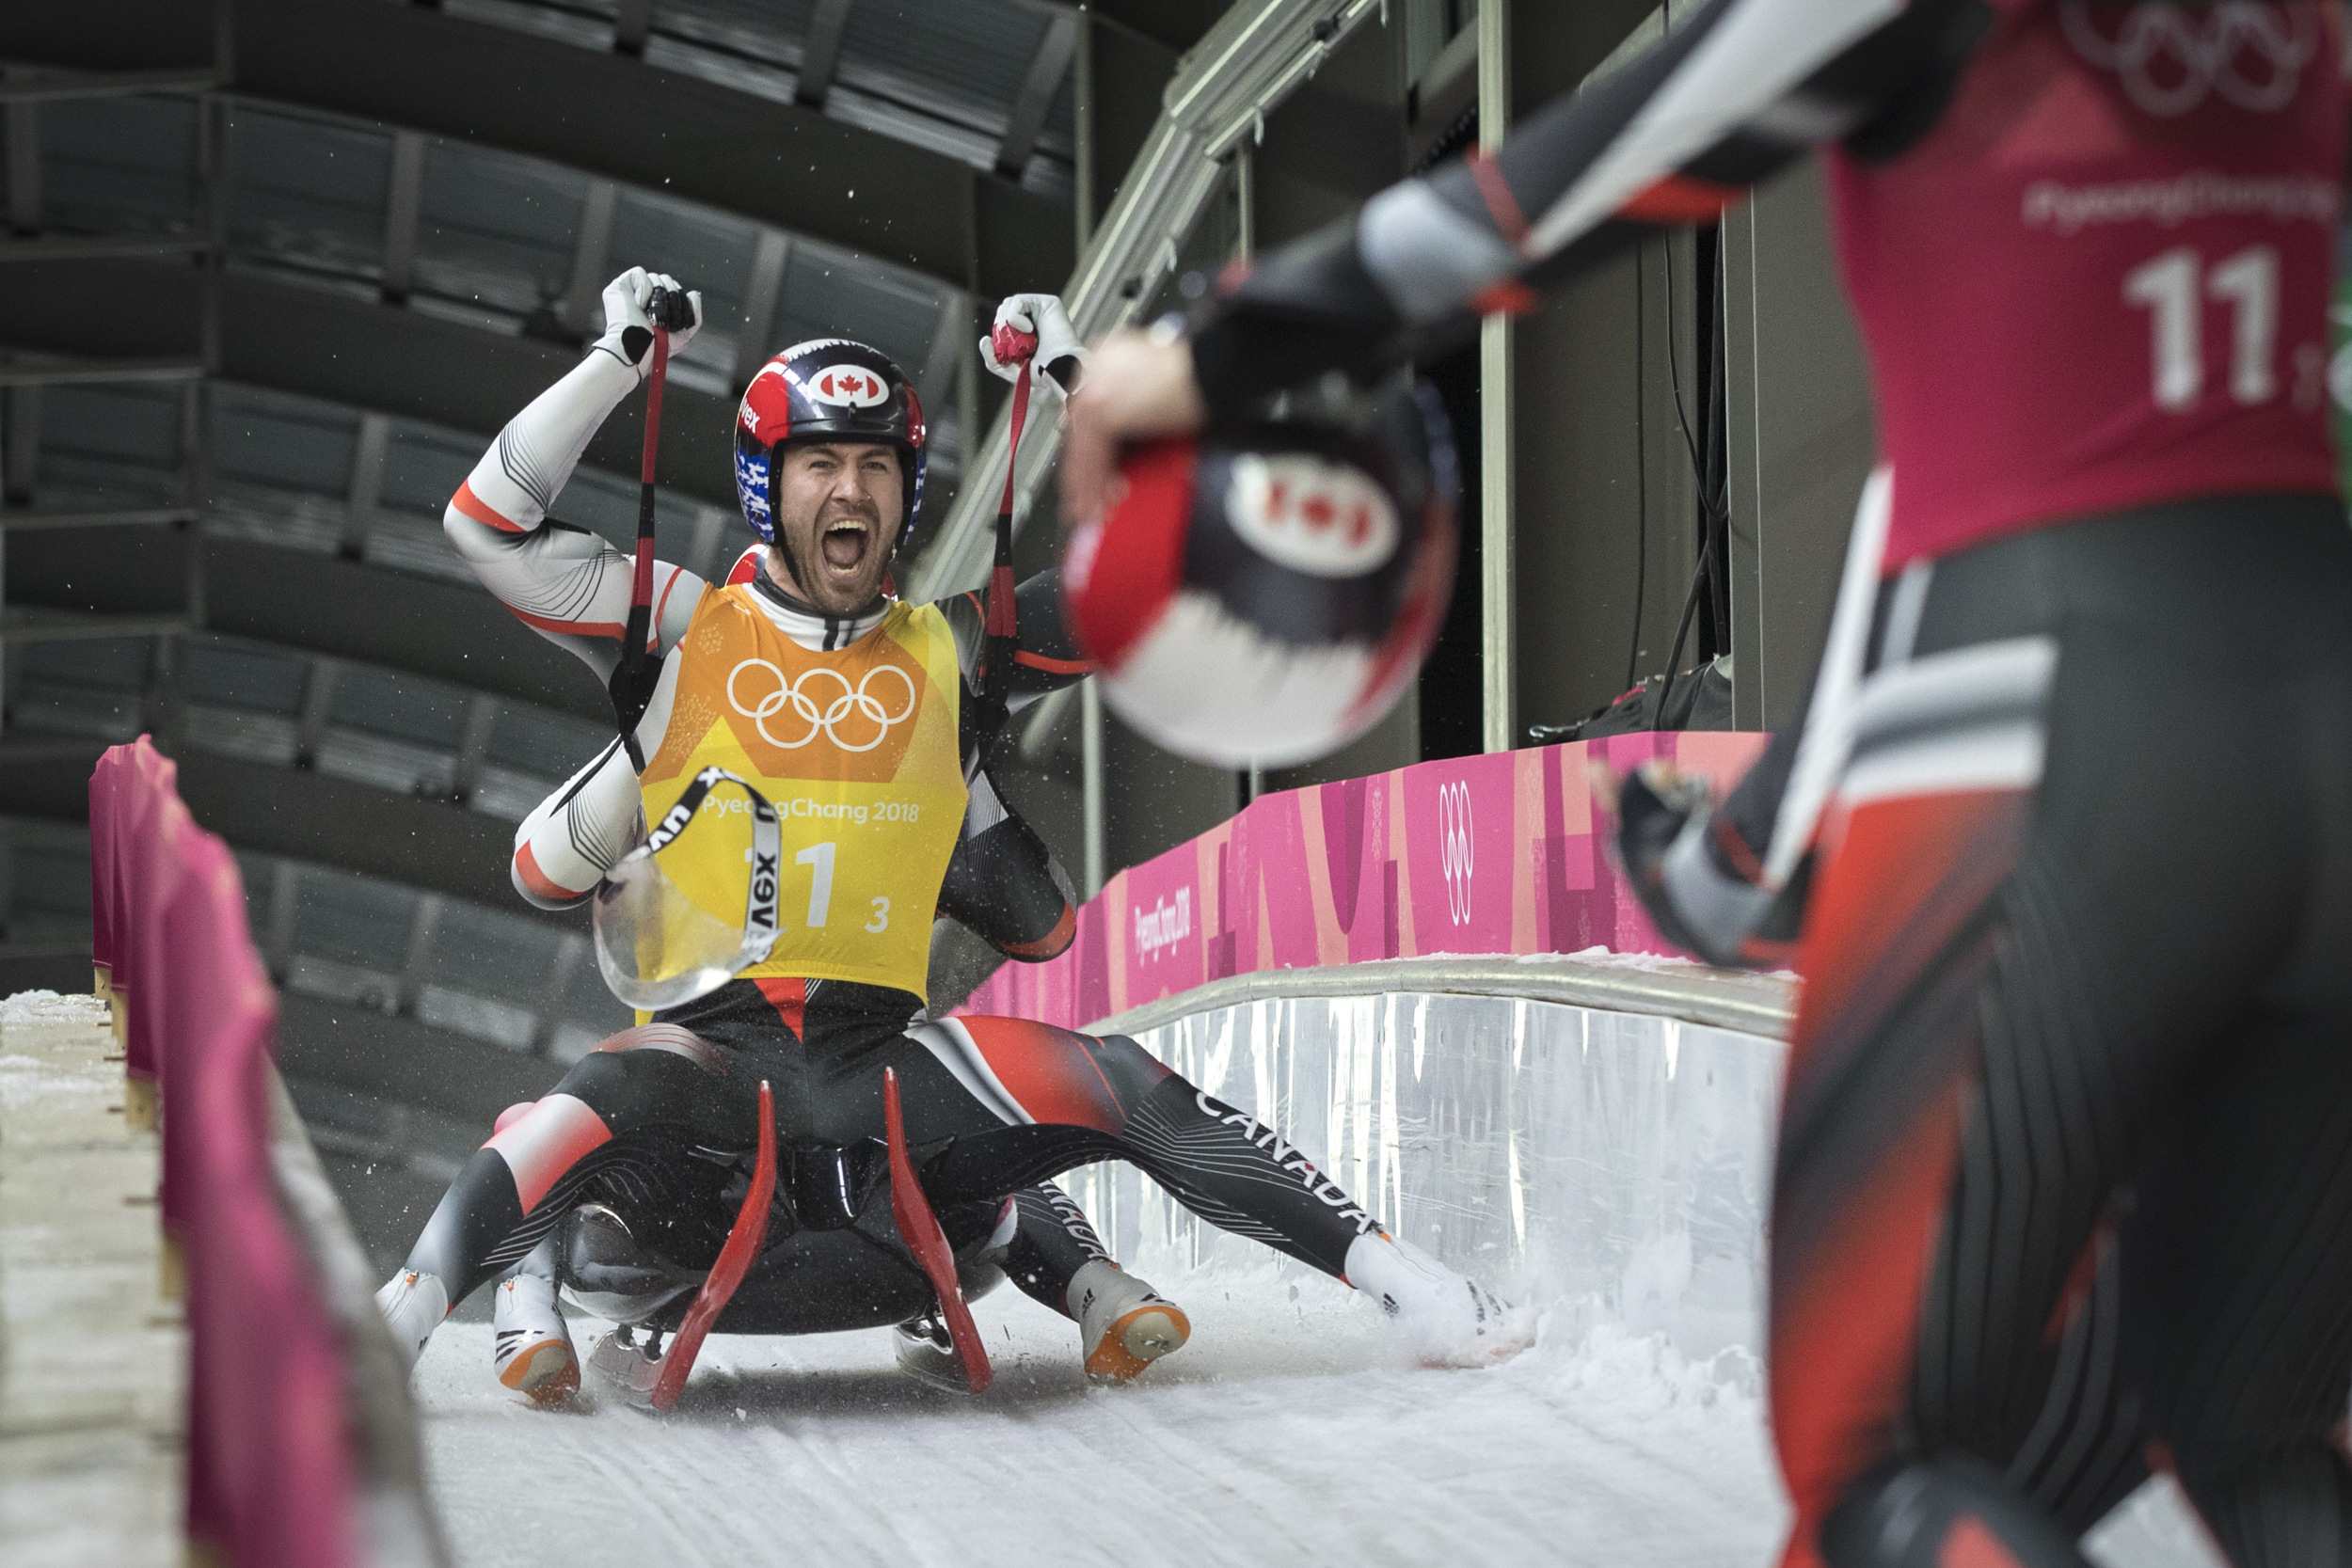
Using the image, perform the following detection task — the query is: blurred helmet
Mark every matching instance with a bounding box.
[732,339,928,550]
[1063,379,1459,770]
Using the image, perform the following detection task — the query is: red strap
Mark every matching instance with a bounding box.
[884,1068,993,1393]
[650,1078,775,1412]
[995,368,1032,520]
[985,369,1033,643]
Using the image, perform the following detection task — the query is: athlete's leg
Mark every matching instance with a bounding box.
[894,1018,1377,1275]
[855,1017,1520,1361]
[1005,1183,1111,1310]
[999,1183,1193,1383]
[2120,1007,2352,1566]
[377,1024,744,1367]
[1769,509,2336,1566]
[2119,528,2352,1563]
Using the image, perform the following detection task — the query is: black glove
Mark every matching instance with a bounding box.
[1609,765,1776,969]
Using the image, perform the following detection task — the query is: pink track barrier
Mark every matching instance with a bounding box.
[88,744,123,992]
[960,732,1771,1029]
[89,738,358,1568]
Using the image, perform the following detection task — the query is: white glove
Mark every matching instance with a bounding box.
[980,293,1086,399]
[594,266,704,378]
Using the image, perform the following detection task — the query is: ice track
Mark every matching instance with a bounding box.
[415,1268,2222,1568]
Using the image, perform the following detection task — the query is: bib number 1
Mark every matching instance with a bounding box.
[785,842,891,933]
[2124,245,2280,411]
[794,842,834,927]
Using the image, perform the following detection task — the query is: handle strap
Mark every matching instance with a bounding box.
[610,293,677,758]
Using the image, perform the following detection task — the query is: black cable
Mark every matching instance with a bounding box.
[1626,477,1648,692]
[1626,247,1651,692]
[1662,238,1718,518]
[1655,531,1715,727]
[1704,246,1731,654]
[1653,231,1732,727]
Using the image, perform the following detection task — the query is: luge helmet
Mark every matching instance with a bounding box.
[733,338,928,550]
[1062,378,1459,769]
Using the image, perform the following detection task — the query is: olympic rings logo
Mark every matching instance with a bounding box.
[1437,780,1474,927]
[725,658,917,752]
[2060,2,2316,118]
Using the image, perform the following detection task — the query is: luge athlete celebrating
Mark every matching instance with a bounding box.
[377,271,1524,1397]
[1065,4,2352,1566]
[388,272,1168,1399]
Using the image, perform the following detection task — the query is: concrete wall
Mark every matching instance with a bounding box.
[1065,990,1786,1366]
[1508,23,1877,736]
[1723,159,1879,730]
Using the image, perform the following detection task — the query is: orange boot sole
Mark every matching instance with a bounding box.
[499,1338,580,1405]
[1085,1303,1192,1385]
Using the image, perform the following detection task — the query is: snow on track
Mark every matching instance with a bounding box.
[414,1267,2220,1568]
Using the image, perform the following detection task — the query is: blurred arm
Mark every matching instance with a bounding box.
[1189,0,1985,407]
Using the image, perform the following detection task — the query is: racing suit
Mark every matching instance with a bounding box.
[1169,1,2352,1562]
[398,328,1400,1337]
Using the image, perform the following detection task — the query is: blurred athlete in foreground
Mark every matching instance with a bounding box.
[378,275,1524,1401]
[1065,3,2350,1564]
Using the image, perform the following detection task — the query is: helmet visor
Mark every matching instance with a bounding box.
[592,768,782,1010]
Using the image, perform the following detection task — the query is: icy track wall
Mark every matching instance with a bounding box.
[1057,979,1789,1368]
[962,732,1791,1367]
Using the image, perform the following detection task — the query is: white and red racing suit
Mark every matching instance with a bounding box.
[440,346,1089,957]
[403,335,1416,1350]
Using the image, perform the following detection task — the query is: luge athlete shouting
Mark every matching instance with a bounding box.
[377,272,1525,1401]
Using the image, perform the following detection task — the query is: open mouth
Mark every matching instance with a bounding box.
[819,517,872,576]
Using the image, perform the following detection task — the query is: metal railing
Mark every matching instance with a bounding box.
[907,0,1385,600]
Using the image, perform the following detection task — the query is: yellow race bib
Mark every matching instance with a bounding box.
[638,589,967,1004]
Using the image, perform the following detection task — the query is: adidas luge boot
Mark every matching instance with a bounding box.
[493,1267,580,1405]
[374,1269,450,1374]
[1343,1232,1531,1367]
[1069,1259,1190,1384]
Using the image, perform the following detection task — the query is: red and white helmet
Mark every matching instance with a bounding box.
[1063,381,1460,769]
[733,338,927,550]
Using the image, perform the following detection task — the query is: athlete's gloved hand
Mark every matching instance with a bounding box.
[595,267,704,378]
[982,293,1086,399]
[1059,325,1204,527]
[1596,760,1748,969]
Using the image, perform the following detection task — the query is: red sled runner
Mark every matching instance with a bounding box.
[589,1071,996,1411]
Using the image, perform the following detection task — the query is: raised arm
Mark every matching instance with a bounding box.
[509,627,690,908]
[1193,0,1982,403]
[1066,0,1990,515]
[444,267,713,682]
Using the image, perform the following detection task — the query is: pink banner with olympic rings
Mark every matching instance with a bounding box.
[960,732,1769,1029]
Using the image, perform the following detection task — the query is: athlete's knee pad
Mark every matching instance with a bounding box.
[1819,1456,2092,1568]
